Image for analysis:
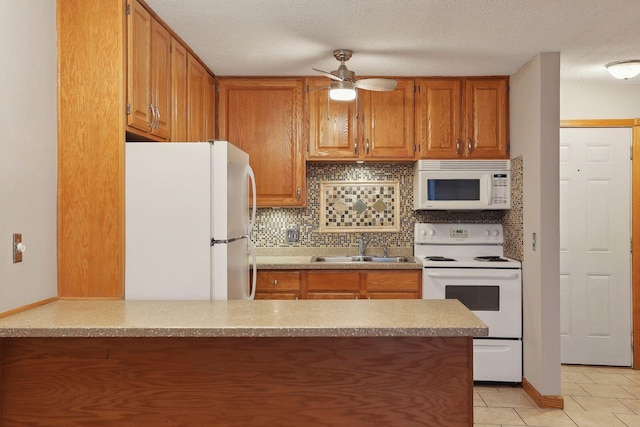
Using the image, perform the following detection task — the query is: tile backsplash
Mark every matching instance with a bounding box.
[252,159,523,259]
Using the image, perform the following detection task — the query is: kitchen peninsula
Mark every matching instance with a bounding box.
[0,299,486,426]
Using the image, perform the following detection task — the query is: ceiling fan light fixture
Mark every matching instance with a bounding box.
[329,81,356,101]
[605,60,640,80]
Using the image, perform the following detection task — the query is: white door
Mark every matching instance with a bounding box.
[559,127,632,366]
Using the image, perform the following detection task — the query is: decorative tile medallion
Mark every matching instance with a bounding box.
[319,181,400,232]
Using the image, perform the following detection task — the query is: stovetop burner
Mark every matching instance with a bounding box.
[425,256,456,262]
[474,256,509,262]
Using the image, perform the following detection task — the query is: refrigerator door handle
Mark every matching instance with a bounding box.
[247,164,257,235]
[248,239,257,300]
[212,236,248,245]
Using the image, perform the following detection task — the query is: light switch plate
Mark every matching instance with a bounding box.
[13,233,23,263]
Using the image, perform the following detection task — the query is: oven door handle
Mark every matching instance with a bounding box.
[425,271,520,280]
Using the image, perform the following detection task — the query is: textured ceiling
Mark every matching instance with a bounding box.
[145,0,640,83]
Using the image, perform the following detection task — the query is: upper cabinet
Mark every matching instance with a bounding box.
[186,53,207,141]
[415,77,509,159]
[307,78,415,161]
[218,78,306,207]
[359,79,415,160]
[170,38,188,141]
[127,0,214,142]
[126,1,170,140]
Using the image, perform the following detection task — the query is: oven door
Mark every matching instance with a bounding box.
[423,268,522,338]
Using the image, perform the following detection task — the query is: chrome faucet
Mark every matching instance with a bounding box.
[358,233,371,257]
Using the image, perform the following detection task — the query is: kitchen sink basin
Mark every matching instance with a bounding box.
[310,256,412,263]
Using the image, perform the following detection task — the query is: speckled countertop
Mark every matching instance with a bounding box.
[255,247,423,270]
[0,299,487,338]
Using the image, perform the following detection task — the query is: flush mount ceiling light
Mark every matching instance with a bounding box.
[605,60,640,80]
[329,81,356,101]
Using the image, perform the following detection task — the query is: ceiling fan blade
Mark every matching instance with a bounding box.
[312,68,343,82]
[355,78,398,92]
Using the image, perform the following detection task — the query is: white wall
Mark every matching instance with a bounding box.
[0,1,58,312]
[510,52,561,396]
[561,83,640,119]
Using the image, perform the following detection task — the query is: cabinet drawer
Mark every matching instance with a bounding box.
[364,271,421,292]
[256,271,301,291]
[255,292,299,300]
[367,292,420,300]
[305,271,361,291]
[307,292,360,300]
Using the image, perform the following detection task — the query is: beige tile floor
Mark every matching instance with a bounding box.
[474,365,640,426]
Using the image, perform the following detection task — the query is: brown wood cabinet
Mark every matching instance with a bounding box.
[416,77,509,159]
[305,271,361,299]
[127,0,171,140]
[186,53,208,141]
[57,0,215,298]
[364,270,421,299]
[307,78,415,161]
[170,38,188,141]
[255,269,421,300]
[255,270,302,300]
[218,78,306,207]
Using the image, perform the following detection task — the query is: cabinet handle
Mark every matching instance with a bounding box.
[148,104,156,129]
[354,139,358,155]
[456,139,461,155]
[154,105,161,130]
[467,138,473,154]
[366,139,370,155]
[297,187,301,200]
[272,279,278,287]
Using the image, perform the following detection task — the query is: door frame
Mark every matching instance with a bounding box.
[561,119,640,368]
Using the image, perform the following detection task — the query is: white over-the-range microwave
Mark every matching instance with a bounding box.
[413,160,511,210]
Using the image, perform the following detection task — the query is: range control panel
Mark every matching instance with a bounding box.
[415,223,504,244]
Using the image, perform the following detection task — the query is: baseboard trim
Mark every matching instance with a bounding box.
[0,297,59,319]
[522,377,564,409]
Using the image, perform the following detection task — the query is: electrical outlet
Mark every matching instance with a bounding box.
[285,228,300,243]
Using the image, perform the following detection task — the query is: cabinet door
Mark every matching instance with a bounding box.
[305,271,361,299]
[415,79,462,159]
[360,79,415,160]
[364,270,421,299]
[170,38,188,141]
[463,77,509,159]
[149,19,171,139]
[255,270,301,300]
[218,78,305,207]
[127,0,151,133]
[205,74,216,140]
[307,78,358,159]
[187,53,207,141]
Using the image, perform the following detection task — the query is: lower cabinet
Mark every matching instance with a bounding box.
[254,269,421,300]
[364,270,422,299]
[255,270,301,300]
[305,271,361,300]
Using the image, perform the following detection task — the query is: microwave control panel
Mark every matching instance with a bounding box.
[491,174,509,206]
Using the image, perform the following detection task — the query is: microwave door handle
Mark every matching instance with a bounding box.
[487,176,493,206]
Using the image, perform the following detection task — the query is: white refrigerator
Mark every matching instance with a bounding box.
[125,140,256,300]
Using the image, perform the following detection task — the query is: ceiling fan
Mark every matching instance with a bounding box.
[313,49,398,101]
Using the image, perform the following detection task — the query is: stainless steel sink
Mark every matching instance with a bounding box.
[310,255,412,263]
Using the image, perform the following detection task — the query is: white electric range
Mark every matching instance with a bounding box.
[415,223,522,383]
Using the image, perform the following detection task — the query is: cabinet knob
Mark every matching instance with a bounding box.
[467,138,473,154]
[354,139,358,155]
[272,279,278,287]
[456,139,461,155]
